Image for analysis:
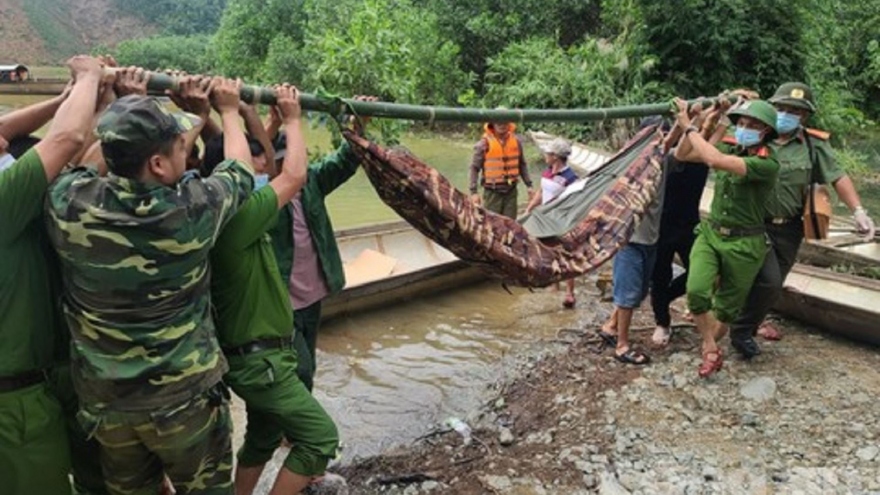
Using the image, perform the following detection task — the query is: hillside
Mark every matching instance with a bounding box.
[0,0,155,64]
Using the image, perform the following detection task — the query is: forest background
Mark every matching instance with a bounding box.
[4,0,880,173]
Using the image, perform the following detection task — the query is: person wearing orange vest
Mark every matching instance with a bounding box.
[469,120,533,218]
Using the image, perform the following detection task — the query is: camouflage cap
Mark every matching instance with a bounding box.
[97,95,201,148]
[769,82,816,113]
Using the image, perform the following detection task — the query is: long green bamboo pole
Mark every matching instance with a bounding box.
[0,70,732,123]
[143,72,731,124]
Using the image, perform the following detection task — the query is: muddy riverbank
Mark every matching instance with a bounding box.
[333,297,880,495]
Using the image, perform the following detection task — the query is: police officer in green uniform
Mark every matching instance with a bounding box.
[0,56,102,495]
[672,98,780,378]
[205,85,340,495]
[729,82,876,357]
[45,78,254,495]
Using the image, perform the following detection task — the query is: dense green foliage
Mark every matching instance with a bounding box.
[113,36,214,74]
[112,0,227,36]
[101,0,880,158]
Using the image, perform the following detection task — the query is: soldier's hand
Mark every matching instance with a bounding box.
[274,84,302,123]
[673,97,691,128]
[210,77,242,114]
[66,55,103,80]
[854,207,875,239]
[350,95,378,136]
[114,66,149,97]
[470,193,482,206]
[169,76,212,118]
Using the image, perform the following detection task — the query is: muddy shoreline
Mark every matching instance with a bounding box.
[332,298,880,495]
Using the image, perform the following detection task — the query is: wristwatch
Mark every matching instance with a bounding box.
[685,125,699,135]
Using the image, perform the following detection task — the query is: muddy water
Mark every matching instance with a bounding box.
[229,280,603,462]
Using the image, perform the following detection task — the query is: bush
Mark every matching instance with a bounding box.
[114,35,214,74]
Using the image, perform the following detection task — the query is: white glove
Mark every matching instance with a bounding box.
[854,207,875,239]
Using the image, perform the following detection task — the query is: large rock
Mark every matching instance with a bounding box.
[739,377,777,402]
[598,472,631,495]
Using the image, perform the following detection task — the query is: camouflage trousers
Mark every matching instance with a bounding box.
[226,348,338,477]
[0,382,72,495]
[79,384,233,495]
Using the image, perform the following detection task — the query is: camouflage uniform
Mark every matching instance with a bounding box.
[44,95,253,495]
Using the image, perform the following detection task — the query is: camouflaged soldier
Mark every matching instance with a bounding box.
[45,80,255,495]
[0,55,103,495]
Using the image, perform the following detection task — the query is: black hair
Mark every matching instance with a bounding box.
[102,138,177,179]
[201,134,264,176]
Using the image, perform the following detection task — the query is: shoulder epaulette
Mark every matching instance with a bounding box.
[721,135,737,145]
[805,128,830,140]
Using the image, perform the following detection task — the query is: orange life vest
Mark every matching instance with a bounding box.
[482,124,521,186]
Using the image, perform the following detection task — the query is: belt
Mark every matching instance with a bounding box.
[0,369,46,393]
[709,221,765,238]
[765,216,800,225]
[222,337,292,357]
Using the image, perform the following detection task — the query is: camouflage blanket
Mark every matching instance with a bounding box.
[342,126,664,287]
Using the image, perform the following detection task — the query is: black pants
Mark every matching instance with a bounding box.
[292,300,323,393]
[730,222,804,338]
[650,228,696,328]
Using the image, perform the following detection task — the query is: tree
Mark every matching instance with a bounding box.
[212,0,308,81]
[113,35,214,74]
[635,0,806,98]
[113,0,228,35]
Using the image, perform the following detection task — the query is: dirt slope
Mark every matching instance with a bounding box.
[0,0,155,64]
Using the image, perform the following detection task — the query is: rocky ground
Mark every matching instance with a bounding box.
[325,298,880,495]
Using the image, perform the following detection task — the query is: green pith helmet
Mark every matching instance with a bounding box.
[768,82,816,113]
[727,99,778,140]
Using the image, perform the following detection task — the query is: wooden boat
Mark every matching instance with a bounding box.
[0,78,68,95]
[527,131,609,176]
[322,220,485,320]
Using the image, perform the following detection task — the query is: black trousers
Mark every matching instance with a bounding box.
[730,222,804,338]
[650,228,697,328]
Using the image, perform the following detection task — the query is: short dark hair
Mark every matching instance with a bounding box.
[201,134,263,176]
[102,138,177,179]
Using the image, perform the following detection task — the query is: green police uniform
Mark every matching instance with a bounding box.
[686,99,781,324]
[270,143,361,392]
[44,95,253,495]
[729,83,845,352]
[211,185,339,477]
[0,148,72,495]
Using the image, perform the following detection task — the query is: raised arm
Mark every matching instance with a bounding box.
[33,56,104,181]
[268,85,307,208]
[210,77,252,169]
[0,85,70,141]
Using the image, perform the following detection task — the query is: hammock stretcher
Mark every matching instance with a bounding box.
[342,125,664,288]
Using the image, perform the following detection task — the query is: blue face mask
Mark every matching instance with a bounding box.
[734,126,763,148]
[776,111,801,134]
[254,173,270,191]
[0,153,14,174]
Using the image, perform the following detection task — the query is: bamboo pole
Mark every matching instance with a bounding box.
[1,71,733,123]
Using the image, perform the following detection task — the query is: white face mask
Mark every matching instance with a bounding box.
[0,153,15,174]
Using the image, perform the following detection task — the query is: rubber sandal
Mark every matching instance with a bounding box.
[596,329,618,348]
[698,349,723,378]
[757,321,782,341]
[562,294,576,309]
[614,348,651,365]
